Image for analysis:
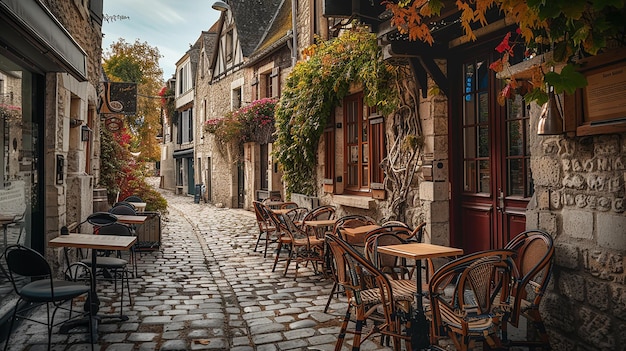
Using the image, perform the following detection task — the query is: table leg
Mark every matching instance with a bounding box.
[411,258,430,351]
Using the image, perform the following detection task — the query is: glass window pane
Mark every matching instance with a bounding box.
[348,165,358,186]
[508,158,524,196]
[477,60,488,90]
[362,143,368,163]
[478,126,489,158]
[526,162,534,197]
[464,63,475,92]
[507,95,524,120]
[464,95,475,125]
[362,166,369,187]
[479,160,490,193]
[464,160,476,193]
[478,92,489,123]
[508,119,523,156]
[350,146,358,163]
[464,127,476,159]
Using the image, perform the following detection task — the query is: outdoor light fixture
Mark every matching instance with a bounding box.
[81,125,91,141]
[537,90,564,135]
[212,1,230,12]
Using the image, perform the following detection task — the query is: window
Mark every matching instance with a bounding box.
[179,109,193,144]
[344,92,369,193]
[369,106,385,185]
[264,73,272,99]
[178,67,184,94]
[232,87,241,110]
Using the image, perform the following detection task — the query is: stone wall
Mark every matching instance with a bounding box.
[529,130,626,351]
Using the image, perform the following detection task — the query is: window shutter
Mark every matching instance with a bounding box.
[323,111,335,193]
[369,113,385,199]
[271,67,280,98]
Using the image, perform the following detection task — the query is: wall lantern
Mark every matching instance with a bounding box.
[81,125,92,141]
[537,89,564,135]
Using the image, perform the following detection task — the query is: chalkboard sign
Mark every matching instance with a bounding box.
[99,82,137,115]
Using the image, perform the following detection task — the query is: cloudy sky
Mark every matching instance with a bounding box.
[102,0,221,81]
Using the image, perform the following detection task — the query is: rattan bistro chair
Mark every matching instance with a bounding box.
[325,234,415,351]
[428,250,516,351]
[500,229,554,349]
[269,207,323,280]
[4,245,94,351]
[252,201,278,258]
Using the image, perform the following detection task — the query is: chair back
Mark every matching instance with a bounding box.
[285,207,309,223]
[113,201,137,210]
[428,249,516,341]
[364,232,411,280]
[98,223,133,237]
[252,201,269,225]
[504,229,554,326]
[280,202,298,209]
[86,211,118,226]
[110,204,137,215]
[333,215,377,243]
[4,245,53,296]
[304,205,336,222]
[124,195,143,202]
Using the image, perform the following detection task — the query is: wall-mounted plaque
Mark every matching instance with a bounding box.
[575,48,626,136]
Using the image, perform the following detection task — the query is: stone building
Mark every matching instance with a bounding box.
[316,2,626,350]
[0,0,104,328]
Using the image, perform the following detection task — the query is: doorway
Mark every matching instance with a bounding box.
[450,45,532,253]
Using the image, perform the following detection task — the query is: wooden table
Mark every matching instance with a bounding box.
[49,233,137,332]
[341,224,381,244]
[271,208,291,215]
[114,214,148,225]
[378,242,463,349]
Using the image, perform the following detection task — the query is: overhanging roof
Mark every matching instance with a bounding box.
[0,0,87,81]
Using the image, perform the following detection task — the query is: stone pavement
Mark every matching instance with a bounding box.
[1,183,393,351]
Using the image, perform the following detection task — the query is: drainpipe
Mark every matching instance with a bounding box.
[291,0,298,66]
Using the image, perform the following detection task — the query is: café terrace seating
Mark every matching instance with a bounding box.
[428,249,517,351]
[325,234,415,351]
[499,229,555,349]
[268,207,324,280]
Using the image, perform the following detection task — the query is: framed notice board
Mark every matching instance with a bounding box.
[574,48,626,135]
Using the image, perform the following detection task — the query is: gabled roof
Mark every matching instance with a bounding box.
[253,0,292,55]
[230,0,284,57]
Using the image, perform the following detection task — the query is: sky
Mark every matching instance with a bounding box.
[102,0,222,81]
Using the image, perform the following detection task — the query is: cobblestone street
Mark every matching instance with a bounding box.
[2,181,390,351]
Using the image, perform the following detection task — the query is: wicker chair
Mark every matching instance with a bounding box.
[325,234,415,351]
[268,207,323,280]
[252,201,278,258]
[500,229,554,349]
[428,249,516,351]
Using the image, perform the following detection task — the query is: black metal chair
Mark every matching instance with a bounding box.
[4,245,94,351]
[123,195,143,203]
[110,204,137,215]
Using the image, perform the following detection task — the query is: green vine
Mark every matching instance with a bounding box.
[274,23,400,196]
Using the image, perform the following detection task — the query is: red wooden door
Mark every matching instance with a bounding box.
[450,49,532,253]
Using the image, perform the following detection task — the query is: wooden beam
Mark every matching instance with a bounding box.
[409,57,428,98]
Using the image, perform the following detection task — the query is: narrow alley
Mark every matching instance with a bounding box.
[2,181,391,351]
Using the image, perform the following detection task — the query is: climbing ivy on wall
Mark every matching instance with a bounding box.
[274,23,400,196]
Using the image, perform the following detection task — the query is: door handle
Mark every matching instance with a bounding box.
[497,188,505,212]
